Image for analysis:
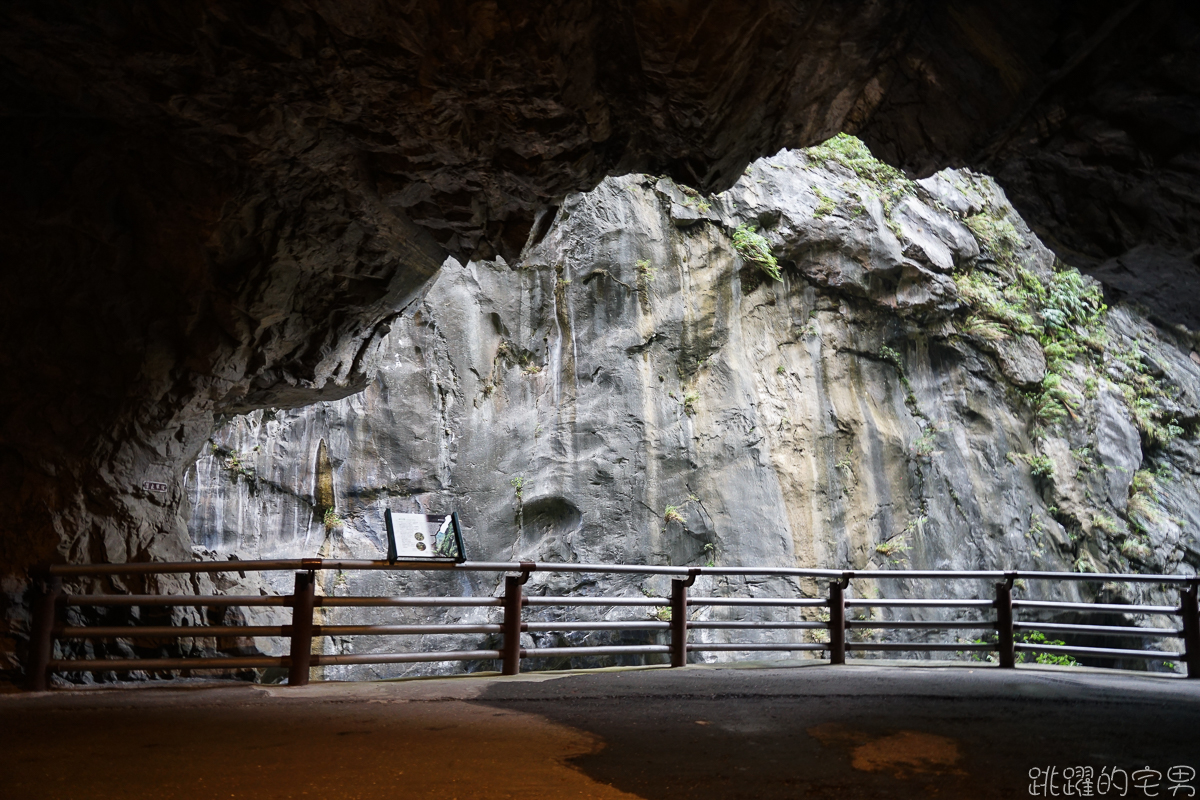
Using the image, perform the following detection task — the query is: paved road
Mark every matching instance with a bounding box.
[3,662,1198,799]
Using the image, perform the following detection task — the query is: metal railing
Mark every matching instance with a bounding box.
[23,559,1200,690]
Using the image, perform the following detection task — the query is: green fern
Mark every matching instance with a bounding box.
[732,224,782,281]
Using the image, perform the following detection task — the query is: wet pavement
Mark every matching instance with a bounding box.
[3,661,1198,799]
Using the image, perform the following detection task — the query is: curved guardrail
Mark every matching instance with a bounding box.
[22,559,1200,689]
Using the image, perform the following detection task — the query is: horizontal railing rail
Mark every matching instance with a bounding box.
[1012,621,1185,638]
[38,559,1200,583]
[1012,600,1180,614]
[21,561,1200,690]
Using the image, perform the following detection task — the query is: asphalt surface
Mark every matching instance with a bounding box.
[2,661,1198,799]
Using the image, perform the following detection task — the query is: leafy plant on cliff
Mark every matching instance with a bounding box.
[811,186,836,219]
[1130,468,1157,498]
[212,444,256,481]
[910,427,939,459]
[1092,512,1121,535]
[878,344,927,421]
[953,216,1143,454]
[965,211,1022,274]
[1025,454,1056,479]
[1119,538,1153,563]
[953,270,1039,336]
[1109,340,1185,447]
[960,315,1009,342]
[510,476,526,501]
[956,213,1106,355]
[664,493,704,528]
[682,391,700,415]
[1127,469,1162,532]
[805,134,915,209]
[323,508,343,529]
[635,258,657,284]
[225,453,253,478]
[809,608,832,644]
[677,183,712,213]
[875,536,909,558]
[879,344,903,370]
[732,224,782,281]
[967,630,1079,666]
[1041,267,1106,335]
[805,135,915,242]
[1017,630,1079,666]
[1029,373,1078,427]
[1029,269,1106,430]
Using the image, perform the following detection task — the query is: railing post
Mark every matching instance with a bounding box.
[502,564,533,676]
[26,569,62,691]
[828,575,848,665]
[995,575,1016,669]
[1181,583,1200,680]
[670,569,699,668]
[287,571,316,686]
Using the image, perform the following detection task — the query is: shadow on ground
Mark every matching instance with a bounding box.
[470,663,1200,799]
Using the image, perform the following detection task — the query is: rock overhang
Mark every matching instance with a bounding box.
[1,2,1199,674]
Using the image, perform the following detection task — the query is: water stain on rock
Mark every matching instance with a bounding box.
[808,722,964,778]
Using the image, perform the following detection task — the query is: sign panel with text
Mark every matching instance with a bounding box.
[383,510,466,563]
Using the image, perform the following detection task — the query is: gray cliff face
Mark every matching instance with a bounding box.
[186,146,1200,678]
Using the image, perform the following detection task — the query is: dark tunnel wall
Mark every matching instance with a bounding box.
[0,0,1198,676]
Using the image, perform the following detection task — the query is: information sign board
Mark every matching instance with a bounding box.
[383,510,466,563]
